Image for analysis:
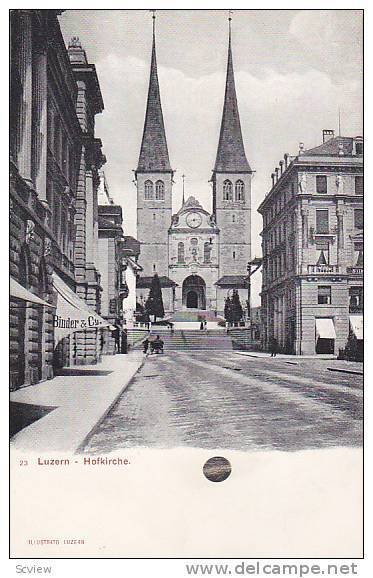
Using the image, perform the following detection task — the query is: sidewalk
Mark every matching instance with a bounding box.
[10,351,145,453]
[234,351,363,374]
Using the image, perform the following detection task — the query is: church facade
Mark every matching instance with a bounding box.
[135,20,252,317]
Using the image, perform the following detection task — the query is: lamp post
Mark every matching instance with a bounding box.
[245,257,263,328]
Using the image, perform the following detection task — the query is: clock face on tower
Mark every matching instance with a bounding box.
[186,212,202,228]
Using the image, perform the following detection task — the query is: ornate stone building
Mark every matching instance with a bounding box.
[259,131,363,356]
[10,10,109,389]
[136,20,252,317]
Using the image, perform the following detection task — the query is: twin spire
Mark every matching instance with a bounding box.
[136,13,172,174]
[136,14,250,175]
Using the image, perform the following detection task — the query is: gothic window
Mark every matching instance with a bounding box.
[204,242,211,263]
[155,180,165,200]
[144,180,153,199]
[235,180,245,201]
[178,242,185,263]
[223,180,233,201]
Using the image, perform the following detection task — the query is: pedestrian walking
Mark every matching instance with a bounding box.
[121,328,128,354]
[269,337,278,357]
[143,337,149,354]
[168,321,174,334]
[200,320,204,331]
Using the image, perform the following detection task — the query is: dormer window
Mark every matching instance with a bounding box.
[235,180,245,201]
[144,180,153,199]
[155,180,165,200]
[223,180,233,201]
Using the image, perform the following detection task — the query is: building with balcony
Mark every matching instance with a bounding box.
[258,131,363,356]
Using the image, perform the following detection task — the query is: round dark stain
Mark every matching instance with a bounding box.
[203,456,232,482]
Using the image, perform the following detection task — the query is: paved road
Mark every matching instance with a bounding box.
[81,351,363,454]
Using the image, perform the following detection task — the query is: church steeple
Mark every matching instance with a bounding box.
[136,13,172,175]
[214,17,251,173]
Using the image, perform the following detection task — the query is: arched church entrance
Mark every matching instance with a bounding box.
[182,275,206,309]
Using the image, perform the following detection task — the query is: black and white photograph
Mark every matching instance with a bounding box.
[8,7,364,561]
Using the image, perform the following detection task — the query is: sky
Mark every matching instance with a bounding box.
[59,9,363,305]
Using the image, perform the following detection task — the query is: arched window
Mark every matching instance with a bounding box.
[178,242,185,263]
[235,180,245,201]
[144,180,153,199]
[223,180,233,201]
[155,180,165,200]
[232,250,236,260]
[232,214,236,223]
[204,242,211,263]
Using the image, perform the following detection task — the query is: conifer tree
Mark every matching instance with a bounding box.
[145,274,165,322]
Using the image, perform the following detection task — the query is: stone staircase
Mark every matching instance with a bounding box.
[133,329,233,351]
[170,310,224,323]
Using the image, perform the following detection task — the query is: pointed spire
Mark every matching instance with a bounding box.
[136,12,172,174]
[214,15,251,173]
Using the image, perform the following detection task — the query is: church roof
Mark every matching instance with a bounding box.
[215,275,248,288]
[136,24,172,174]
[137,275,177,288]
[213,26,251,174]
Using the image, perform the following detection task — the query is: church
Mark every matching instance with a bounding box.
[136,17,252,318]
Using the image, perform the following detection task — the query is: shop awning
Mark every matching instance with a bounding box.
[350,315,363,340]
[315,318,336,339]
[53,273,110,342]
[10,277,54,307]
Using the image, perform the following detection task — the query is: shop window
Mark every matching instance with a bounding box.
[355,176,363,195]
[318,286,331,305]
[354,209,363,230]
[316,209,329,234]
[316,175,327,194]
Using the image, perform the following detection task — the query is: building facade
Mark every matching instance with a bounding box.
[135,21,252,317]
[259,131,363,356]
[97,171,124,354]
[10,10,110,389]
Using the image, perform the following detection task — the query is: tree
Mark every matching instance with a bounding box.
[224,296,233,326]
[145,274,165,322]
[231,290,243,326]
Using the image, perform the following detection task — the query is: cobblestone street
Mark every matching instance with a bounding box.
[82,351,363,453]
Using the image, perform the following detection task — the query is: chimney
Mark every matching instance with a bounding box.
[271,173,275,187]
[284,153,289,169]
[279,160,284,175]
[275,167,279,182]
[323,129,335,143]
[299,142,304,155]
